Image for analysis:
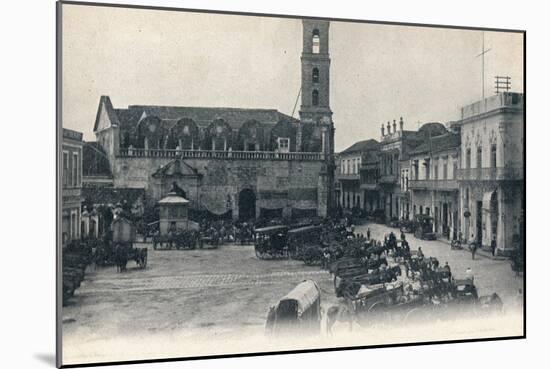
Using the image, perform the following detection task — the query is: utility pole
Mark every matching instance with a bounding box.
[495,76,511,94]
[291,87,302,118]
[476,32,492,100]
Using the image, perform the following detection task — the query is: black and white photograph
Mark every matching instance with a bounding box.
[56,1,525,366]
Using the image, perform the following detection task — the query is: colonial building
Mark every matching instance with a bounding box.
[360,141,382,212]
[454,92,524,254]
[90,20,335,222]
[378,118,427,222]
[408,126,461,240]
[336,139,380,210]
[62,128,84,245]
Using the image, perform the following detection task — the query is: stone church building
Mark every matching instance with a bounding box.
[90,20,335,221]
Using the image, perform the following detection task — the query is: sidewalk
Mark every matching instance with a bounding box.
[437,237,507,261]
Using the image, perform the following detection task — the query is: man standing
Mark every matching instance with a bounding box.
[470,234,478,260]
[491,235,497,256]
[366,228,371,240]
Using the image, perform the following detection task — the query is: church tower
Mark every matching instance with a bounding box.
[299,20,332,124]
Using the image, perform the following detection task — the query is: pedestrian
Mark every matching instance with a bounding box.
[466,267,474,282]
[417,247,424,259]
[401,230,406,242]
[366,228,371,240]
[470,235,478,260]
[444,261,451,276]
[491,235,497,256]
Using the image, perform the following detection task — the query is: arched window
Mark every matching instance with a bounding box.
[312,67,319,83]
[312,29,320,54]
[477,146,483,168]
[312,90,319,106]
[490,144,497,167]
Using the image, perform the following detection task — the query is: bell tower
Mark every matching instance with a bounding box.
[299,19,332,124]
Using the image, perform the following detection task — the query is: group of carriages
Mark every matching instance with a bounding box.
[63,217,148,305]
[62,240,94,305]
[263,219,504,334]
[328,231,502,327]
[151,220,256,250]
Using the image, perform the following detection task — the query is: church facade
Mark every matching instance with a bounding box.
[91,20,335,221]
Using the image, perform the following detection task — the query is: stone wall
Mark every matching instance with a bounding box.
[112,156,326,219]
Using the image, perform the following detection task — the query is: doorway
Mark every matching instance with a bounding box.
[476,201,483,244]
[490,191,498,242]
[238,189,256,221]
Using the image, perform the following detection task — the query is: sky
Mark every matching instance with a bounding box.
[61,4,524,152]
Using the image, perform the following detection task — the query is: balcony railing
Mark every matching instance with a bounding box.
[336,173,360,181]
[379,174,398,184]
[457,167,523,181]
[360,182,379,190]
[409,179,459,191]
[118,148,325,161]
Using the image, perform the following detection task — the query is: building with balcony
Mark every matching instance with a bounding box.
[62,128,84,245]
[359,142,382,212]
[336,139,379,210]
[378,118,429,222]
[408,127,461,240]
[454,92,524,254]
[88,20,335,222]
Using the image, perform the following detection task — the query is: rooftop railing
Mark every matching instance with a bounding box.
[118,148,325,161]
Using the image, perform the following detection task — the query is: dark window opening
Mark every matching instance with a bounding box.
[491,144,497,168]
[477,146,483,168]
[312,68,319,83]
[312,90,319,106]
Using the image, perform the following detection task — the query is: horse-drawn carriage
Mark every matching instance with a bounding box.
[399,219,414,233]
[265,280,322,336]
[254,225,289,259]
[111,217,147,272]
[287,225,325,265]
[413,214,437,240]
[62,240,94,305]
[152,229,201,250]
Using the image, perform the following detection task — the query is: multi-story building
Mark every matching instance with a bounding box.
[408,126,461,240]
[90,20,335,222]
[336,139,379,210]
[61,128,84,245]
[359,141,382,212]
[454,92,524,254]
[378,117,427,222]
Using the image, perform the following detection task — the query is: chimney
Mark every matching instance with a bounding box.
[393,119,397,133]
[399,116,404,131]
[387,121,391,135]
[381,124,385,137]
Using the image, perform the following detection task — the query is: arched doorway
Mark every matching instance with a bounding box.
[239,189,256,221]
[490,191,498,241]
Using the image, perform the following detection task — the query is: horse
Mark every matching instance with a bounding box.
[326,304,353,336]
[114,243,128,273]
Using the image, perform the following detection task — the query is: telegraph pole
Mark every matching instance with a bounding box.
[476,32,492,100]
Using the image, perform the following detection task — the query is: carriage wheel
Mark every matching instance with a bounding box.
[362,301,390,327]
[404,307,425,324]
